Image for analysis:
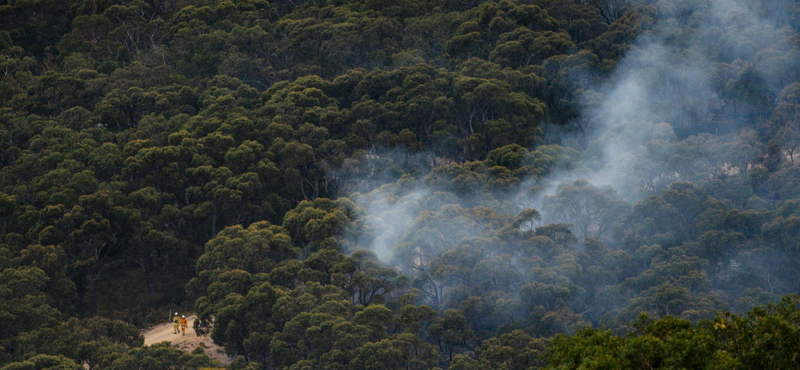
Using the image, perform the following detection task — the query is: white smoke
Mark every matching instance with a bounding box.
[527,0,796,206]
[346,0,798,258]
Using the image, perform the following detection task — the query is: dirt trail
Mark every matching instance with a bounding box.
[142,315,231,364]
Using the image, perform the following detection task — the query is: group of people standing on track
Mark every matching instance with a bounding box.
[172,313,189,335]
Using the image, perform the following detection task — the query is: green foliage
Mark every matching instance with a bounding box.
[1,0,800,369]
[0,355,82,370]
[547,296,800,370]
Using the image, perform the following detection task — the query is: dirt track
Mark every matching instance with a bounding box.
[142,315,231,364]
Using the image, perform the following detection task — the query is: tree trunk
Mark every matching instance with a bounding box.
[211,212,219,238]
[144,266,155,296]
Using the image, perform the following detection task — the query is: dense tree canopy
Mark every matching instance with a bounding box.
[2,0,800,369]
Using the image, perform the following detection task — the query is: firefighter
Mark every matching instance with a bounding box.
[172,312,180,334]
[180,315,188,336]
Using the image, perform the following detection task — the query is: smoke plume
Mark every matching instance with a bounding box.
[346,0,796,260]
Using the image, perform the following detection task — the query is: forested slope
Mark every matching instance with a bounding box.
[2,0,800,369]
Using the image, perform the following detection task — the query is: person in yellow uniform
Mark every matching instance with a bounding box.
[180,315,188,336]
[172,312,180,334]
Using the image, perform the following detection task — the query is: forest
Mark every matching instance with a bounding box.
[2,0,800,369]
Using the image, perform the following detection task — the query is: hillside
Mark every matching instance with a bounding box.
[2,0,800,369]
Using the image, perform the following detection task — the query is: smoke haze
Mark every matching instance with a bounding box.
[348,0,796,257]
[332,0,800,327]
